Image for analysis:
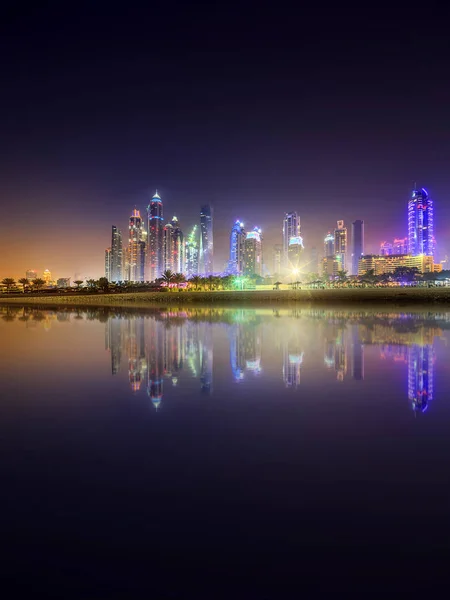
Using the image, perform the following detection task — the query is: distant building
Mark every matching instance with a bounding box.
[393,237,408,254]
[358,254,434,276]
[26,270,37,281]
[185,225,199,277]
[324,232,334,258]
[105,248,111,280]
[229,220,246,275]
[351,220,364,276]
[171,217,184,274]
[287,236,304,274]
[200,205,213,275]
[408,187,434,257]
[57,278,71,288]
[272,244,282,276]
[128,209,144,282]
[163,222,175,272]
[244,227,263,276]
[146,190,164,281]
[334,220,347,271]
[380,241,393,256]
[111,226,123,282]
[322,256,340,279]
[308,247,319,273]
[283,212,300,269]
[43,269,52,285]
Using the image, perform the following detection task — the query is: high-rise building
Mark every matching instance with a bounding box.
[272,244,282,276]
[229,220,246,275]
[146,190,164,281]
[43,269,52,285]
[185,225,199,277]
[111,226,123,282]
[128,209,144,282]
[393,237,408,255]
[334,220,347,271]
[171,217,184,274]
[283,212,300,269]
[380,241,393,256]
[408,187,434,257]
[324,232,334,257]
[26,270,37,281]
[351,220,364,276]
[200,205,213,275]
[244,227,263,276]
[287,235,304,274]
[105,248,111,280]
[309,247,319,273]
[163,222,174,272]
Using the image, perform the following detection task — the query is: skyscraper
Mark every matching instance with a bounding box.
[287,235,304,274]
[351,220,364,276]
[393,237,408,254]
[200,205,213,275]
[324,232,334,257]
[334,220,347,271]
[171,216,184,274]
[163,222,174,272]
[244,227,263,276]
[229,220,246,275]
[408,187,434,257]
[283,212,300,269]
[43,269,52,285]
[105,248,111,280]
[380,241,393,256]
[111,226,123,282]
[272,244,282,275]
[185,225,199,277]
[146,190,164,281]
[128,209,144,282]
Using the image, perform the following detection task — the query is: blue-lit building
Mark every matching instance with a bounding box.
[407,188,434,257]
[146,190,164,281]
[229,220,246,275]
[200,205,214,275]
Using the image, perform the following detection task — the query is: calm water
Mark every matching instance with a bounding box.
[2,304,450,596]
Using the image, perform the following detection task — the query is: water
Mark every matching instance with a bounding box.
[2,304,450,596]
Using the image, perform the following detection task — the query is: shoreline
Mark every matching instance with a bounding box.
[1,288,450,308]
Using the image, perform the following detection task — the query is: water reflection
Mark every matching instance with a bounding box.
[1,305,448,414]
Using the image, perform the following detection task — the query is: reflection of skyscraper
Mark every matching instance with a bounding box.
[200,205,214,275]
[283,348,303,388]
[199,323,213,393]
[408,345,434,413]
[105,317,123,375]
[147,318,164,409]
[350,325,364,380]
[146,191,164,281]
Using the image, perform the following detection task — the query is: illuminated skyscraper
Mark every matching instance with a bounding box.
[171,217,184,273]
[283,212,300,269]
[105,248,111,280]
[185,225,199,277]
[408,188,434,257]
[380,241,393,256]
[111,226,123,282]
[287,235,304,274]
[229,220,246,275]
[244,227,263,276]
[351,220,364,276]
[146,190,164,281]
[163,221,175,272]
[334,220,347,271]
[200,205,214,275]
[324,232,334,257]
[128,209,144,282]
[43,269,52,285]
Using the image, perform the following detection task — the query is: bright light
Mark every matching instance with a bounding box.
[292,268,299,275]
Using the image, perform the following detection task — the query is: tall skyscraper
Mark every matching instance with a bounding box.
[229,220,246,275]
[171,216,184,273]
[272,244,282,275]
[43,269,52,285]
[283,212,300,269]
[111,226,123,282]
[287,235,304,274]
[146,190,164,281]
[105,248,111,280]
[351,220,364,276]
[185,225,199,277]
[408,187,434,257]
[163,221,174,272]
[334,220,347,271]
[244,227,263,276]
[128,208,144,282]
[200,205,213,275]
[324,232,335,257]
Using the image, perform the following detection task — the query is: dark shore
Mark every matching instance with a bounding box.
[1,287,450,308]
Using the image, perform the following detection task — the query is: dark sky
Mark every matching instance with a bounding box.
[1,2,449,278]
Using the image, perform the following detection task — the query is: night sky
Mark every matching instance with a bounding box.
[1,2,450,278]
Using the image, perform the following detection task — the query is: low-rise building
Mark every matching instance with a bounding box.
[358,254,434,276]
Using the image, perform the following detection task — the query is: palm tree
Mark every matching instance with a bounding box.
[86,279,98,291]
[161,270,175,288]
[18,277,29,292]
[73,280,83,290]
[1,278,15,292]
[190,275,202,291]
[336,270,348,284]
[97,277,110,293]
[172,273,186,288]
[32,278,45,291]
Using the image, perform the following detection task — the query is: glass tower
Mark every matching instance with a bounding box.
[128,209,144,282]
[185,225,199,277]
[146,190,164,281]
[408,188,434,256]
[334,220,347,271]
[111,225,123,282]
[200,205,214,275]
[283,212,300,270]
[229,220,246,275]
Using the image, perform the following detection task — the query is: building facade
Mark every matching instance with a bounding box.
[334,220,347,271]
[283,212,300,269]
[351,220,364,276]
[128,209,144,282]
[229,220,246,275]
[324,232,334,258]
[287,236,304,274]
[105,248,111,280]
[408,187,434,256]
[146,190,164,281]
[244,227,262,276]
[111,226,123,282]
[200,205,213,275]
[185,225,199,277]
